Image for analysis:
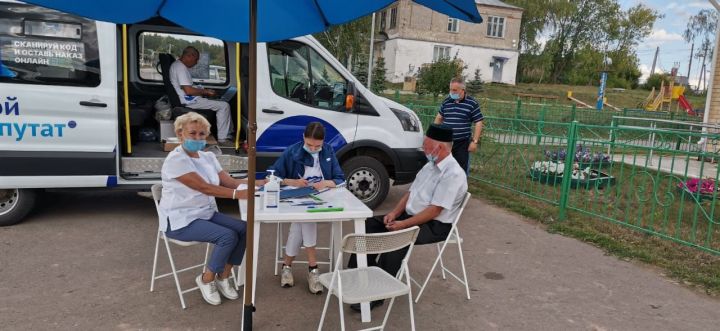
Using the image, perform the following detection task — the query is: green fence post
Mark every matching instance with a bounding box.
[571,104,577,122]
[537,104,546,145]
[623,108,628,117]
[558,121,578,221]
[514,99,522,130]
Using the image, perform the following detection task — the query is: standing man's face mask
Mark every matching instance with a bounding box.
[448,82,464,100]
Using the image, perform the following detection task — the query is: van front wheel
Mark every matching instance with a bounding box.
[343,156,389,209]
[0,189,36,227]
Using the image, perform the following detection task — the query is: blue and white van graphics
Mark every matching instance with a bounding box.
[0,1,425,226]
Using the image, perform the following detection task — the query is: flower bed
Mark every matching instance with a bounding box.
[545,144,612,168]
[677,178,719,201]
[530,161,615,189]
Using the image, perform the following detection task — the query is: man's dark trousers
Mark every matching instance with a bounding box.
[348,212,451,276]
[452,138,470,173]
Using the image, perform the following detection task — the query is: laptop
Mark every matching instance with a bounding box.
[215,86,237,102]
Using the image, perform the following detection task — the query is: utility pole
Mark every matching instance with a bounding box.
[367,12,376,90]
[687,42,694,83]
[650,46,659,75]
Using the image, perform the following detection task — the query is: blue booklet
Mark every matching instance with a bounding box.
[279,186,317,199]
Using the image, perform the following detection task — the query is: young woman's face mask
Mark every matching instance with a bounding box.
[303,137,324,155]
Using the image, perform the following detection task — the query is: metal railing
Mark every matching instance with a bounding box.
[470,117,720,255]
[409,101,720,255]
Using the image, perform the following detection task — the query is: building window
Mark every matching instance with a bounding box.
[433,45,451,62]
[447,18,459,33]
[390,7,398,29]
[486,16,505,38]
[380,11,387,31]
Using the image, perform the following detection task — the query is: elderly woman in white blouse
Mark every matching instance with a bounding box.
[159,112,265,306]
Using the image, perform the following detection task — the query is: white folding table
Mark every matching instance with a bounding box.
[237,187,375,322]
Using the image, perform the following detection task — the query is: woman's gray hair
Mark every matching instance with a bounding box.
[174,112,211,134]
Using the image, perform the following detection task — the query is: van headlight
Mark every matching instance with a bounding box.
[390,108,421,132]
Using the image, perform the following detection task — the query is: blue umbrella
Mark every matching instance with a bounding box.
[24,0,482,329]
[22,0,482,41]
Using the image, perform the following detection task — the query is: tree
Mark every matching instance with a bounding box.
[352,54,369,86]
[314,15,372,70]
[684,9,718,91]
[416,56,466,97]
[371,57,387,93]
[505,0,659,86]
[643,73,670,91]
[466,69,484,96]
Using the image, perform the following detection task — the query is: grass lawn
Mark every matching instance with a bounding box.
[384,83,708,112]
[470,136,720,295]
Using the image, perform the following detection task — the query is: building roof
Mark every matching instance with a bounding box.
[475,0,523,11]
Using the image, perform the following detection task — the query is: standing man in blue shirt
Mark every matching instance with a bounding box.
[434,77,484,173]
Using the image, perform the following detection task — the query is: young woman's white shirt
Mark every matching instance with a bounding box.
[303,153,324,183]
[159,146,222,231]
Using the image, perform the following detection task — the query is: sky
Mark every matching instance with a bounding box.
[621,0,716,86]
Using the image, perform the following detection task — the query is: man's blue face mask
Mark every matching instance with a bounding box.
[425,146,439,163]
[449,92,461,100]
[183,139,206,152]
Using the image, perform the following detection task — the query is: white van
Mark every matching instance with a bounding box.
[0,1,426,226]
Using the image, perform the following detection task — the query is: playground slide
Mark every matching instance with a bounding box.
[678,94,693,114]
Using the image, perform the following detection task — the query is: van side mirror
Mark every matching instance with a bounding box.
[345,82,356,112]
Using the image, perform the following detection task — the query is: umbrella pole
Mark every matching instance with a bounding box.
[243,0,258,329]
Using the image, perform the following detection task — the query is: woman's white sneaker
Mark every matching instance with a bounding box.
[280,265,294,287]
[195,275,221,305]
[216,277,239,300]
[308,268,323,294]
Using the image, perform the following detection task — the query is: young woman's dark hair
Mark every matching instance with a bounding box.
[303,122,325,140]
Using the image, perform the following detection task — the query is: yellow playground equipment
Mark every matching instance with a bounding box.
[641,79,683,111]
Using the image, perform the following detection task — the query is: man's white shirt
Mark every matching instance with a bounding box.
[406,155,467,223]
[169,60,198,105]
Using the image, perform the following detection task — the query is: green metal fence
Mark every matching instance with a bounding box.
[472,117,720,255]
[408,100,720,255]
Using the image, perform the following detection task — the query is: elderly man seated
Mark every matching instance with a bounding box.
[348,123,468,311]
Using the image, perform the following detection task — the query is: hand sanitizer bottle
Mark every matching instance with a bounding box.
[264,170,280,210]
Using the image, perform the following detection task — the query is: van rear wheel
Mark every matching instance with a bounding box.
[343,156,389,209]
[0,189,36,226]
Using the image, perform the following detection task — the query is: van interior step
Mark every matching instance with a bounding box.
[121,155,248,174]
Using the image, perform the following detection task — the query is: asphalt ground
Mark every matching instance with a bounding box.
[1,185,719,330]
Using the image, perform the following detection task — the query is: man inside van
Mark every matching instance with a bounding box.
[434,77,484,174]
[170,46,233,146]
[347,123,467,311]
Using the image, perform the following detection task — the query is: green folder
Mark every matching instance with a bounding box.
[306,207,344,213]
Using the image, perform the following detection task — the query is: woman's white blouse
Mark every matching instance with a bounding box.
[159,146,222,231]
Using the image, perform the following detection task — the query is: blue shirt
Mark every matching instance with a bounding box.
[439,95,484,141]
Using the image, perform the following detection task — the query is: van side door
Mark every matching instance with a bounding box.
[0,3,117,187]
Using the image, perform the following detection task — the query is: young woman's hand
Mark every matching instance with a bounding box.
[311,180,335,190]
[284,178,309,187]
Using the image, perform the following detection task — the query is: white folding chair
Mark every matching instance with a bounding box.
[149,183,211,309]
[273,223,336,275]
[412,192,471,303]
[317,226,420,331]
